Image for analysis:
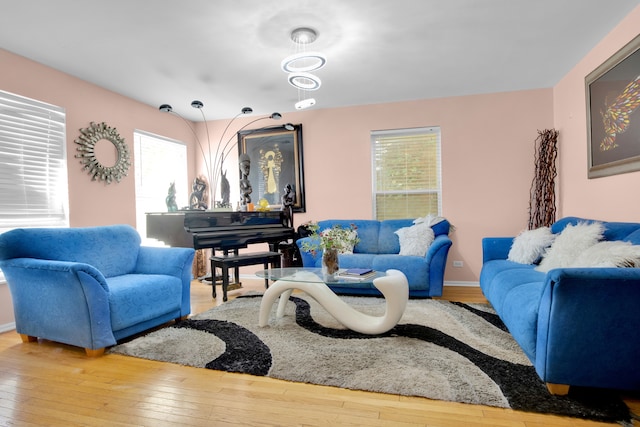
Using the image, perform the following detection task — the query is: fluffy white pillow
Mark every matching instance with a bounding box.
[507,227,555,264]
[395,223,435,256]
[536,222,605,272]
[413,214,445,227]
[571,241,640,267]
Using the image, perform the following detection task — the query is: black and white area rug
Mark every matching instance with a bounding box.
[110,294,631,424]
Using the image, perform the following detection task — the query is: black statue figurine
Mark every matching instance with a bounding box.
[189,175,208,210]
[239,153,252,208]
[165,182,178,212]
[281,183,295,228]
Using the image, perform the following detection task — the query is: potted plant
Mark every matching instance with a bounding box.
[300,222,359,280]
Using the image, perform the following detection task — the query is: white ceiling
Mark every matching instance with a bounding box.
[1,0,639,121]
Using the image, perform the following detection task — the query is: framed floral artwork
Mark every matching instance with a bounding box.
[586,33,640,178]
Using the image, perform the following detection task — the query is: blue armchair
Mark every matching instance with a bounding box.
[0,225,195,356]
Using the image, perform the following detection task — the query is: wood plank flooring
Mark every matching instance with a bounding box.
[0,278,638,426]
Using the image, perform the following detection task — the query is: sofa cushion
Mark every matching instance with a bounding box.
[507,227,555,264]
[571,241,640,267]
[480,261,545,313]
[332,253,377,269]
[372,254,430,290]
[536,222,604,273]
[107,274,182,331]
[395,222,435,256]
[499,282,546,362]
[378,219,414,254]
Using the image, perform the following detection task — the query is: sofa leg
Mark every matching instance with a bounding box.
[546,383,570,395]
[178,315,189,321]
[20,334,37,343]
[85,348,105,357]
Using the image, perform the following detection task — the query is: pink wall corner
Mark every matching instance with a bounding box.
[0,48,199,229]
[553,5,640,221]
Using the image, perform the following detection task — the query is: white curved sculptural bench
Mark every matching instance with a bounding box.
[258,269,408,335]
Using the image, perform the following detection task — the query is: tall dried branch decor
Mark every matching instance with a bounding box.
[528,129,559,229]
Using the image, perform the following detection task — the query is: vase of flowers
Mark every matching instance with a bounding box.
[322,247,340,281]
[300,222,360,282]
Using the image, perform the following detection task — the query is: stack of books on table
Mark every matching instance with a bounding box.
[338,268,376,280]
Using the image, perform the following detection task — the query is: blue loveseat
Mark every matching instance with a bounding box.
[0,225,195,356]
[296,218,452,297]
[481,217,640,394]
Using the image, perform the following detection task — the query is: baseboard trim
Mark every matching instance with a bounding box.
[444,281,480,287]
[0,322,16,333]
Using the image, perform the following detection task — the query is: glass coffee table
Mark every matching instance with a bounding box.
[256,267,409,335]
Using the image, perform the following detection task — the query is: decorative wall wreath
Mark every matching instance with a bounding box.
[74,122,131,184]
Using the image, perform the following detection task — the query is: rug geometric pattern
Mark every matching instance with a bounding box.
[110,294,630,424]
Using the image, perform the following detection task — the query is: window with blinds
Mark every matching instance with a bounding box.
[0,90,69,232]
[372,127,441,220]
[134,130,188,239]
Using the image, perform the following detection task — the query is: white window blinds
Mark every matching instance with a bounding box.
[372,127,441,220]
[0,90,69,231]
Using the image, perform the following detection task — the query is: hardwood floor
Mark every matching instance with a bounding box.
[1,278,638,426]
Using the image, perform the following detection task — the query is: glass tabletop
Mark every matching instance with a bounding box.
[255,267,385,285]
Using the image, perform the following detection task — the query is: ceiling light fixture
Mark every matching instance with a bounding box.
[282,27,326,109]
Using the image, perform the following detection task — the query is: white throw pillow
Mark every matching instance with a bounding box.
[571,241,640,267]
[507,227,556,264]
[413,214,445,227]
[395,223,435,256]
[536,221,605,272]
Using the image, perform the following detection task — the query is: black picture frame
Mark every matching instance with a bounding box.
[238,124,305,212]
[586,33,640,178]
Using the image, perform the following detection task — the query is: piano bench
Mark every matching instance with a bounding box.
[210,251,282,301]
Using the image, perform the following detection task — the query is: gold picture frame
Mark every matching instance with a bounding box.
[586,33,640,178]
[238,124,305,212]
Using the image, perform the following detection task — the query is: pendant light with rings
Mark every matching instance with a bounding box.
[281,27,326,109]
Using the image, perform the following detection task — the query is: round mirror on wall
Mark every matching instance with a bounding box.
[74,122,131,184]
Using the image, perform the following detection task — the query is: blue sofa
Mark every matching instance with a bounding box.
[481,217,640,394]
[0,225,195,356]
[296,218,452,297]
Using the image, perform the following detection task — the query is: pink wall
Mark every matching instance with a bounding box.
[1,47,552,289]
[0,49,199,228]
[554,5,640,220]
[201,90,553,283]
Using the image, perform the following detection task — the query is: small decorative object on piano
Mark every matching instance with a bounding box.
[257,198,270,212]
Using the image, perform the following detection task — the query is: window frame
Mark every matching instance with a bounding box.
[371,126,442,220]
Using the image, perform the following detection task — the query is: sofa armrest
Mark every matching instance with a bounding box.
[135,246,195,278]
[135,246,195,317]
[534,267,640,390]
[482,237,514,263]
[1,258,115,349]
[424,234,453,296]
